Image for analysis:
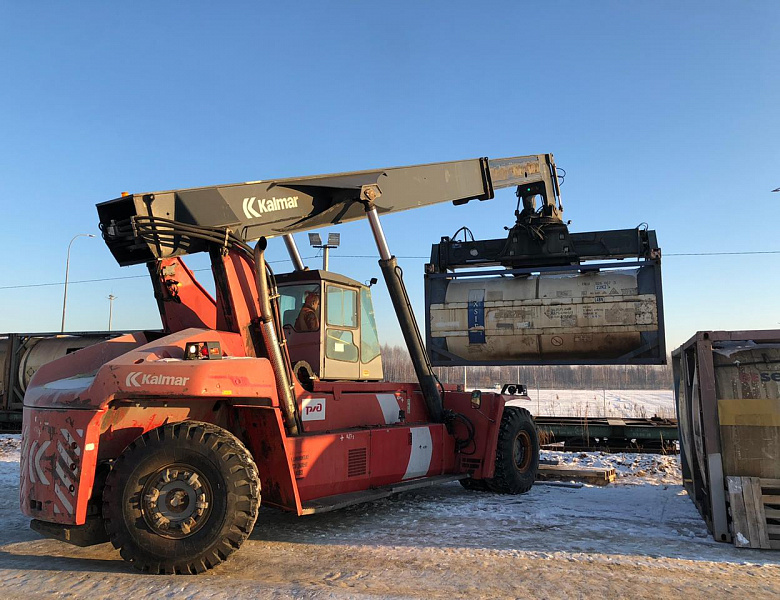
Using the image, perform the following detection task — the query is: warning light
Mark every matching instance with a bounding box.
[121,191,130,197]
[184,341,223,360]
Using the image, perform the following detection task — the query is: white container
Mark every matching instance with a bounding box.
[428,268,660,362]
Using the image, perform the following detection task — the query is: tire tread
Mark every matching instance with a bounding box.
[103,420,260,574]
[489,406,539,495]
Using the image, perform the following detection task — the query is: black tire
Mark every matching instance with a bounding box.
[488,407,539,494]
[459,477,490,491]
[103,421,260,574]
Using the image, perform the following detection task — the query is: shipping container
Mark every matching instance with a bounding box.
[1,332,120,430]
[673,330,780,545]
[425,262,665,366]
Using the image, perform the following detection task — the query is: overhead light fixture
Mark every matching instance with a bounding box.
[307,231,341,271]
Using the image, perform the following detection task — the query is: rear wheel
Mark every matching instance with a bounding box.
[103,421,260,574]
[488,407,539,494]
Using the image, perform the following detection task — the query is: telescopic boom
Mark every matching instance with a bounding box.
[97,154,560,266]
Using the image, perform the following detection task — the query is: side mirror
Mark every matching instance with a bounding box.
[470,389,481,409]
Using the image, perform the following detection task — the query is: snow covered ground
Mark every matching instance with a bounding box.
[1,434,779,599]
[502,388,676,419]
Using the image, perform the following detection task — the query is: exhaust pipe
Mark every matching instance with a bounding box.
[254,238,300,435]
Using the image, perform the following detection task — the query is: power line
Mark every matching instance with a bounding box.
[3,250,780,291]
[665,250,780,256]
[0,256,310,291]
[0,273,150,290]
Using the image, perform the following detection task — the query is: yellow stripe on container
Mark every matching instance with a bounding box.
[718,399,780,426]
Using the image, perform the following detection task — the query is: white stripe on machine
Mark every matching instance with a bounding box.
[403,427,432,480]
[376,394,401,424]
[54,483,74,514]
[34,441,50,486]
[60,428,82,457]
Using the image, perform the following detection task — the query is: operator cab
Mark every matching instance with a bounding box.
[277,270,383,382]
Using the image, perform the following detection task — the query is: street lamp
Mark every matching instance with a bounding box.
[61,233,95,332]
[107,294,117,331]
[308,232,340,270]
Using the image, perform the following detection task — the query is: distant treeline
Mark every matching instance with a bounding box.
[381,344,673,390]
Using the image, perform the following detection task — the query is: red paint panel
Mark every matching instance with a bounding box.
[237,407,301,513]
[310,381,433,424]
[20,407,102,525]
[403,391,437,425]
[369,427,414,487]
[371,424,454,486]
[428,425,447,476]
[297,387,433,434]
[155,257,217,332]
[286,431,371,502]
[443,390,505,479]
[23,329,274,411]
[298,392,386,433]
[96,404,218,460]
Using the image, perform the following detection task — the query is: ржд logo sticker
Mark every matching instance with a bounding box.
[301,397,326,421]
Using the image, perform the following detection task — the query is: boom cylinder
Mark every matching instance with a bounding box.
[364,201,443,422]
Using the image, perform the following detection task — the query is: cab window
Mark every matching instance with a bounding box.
[326,285,357,328]
[360,288,381,363]
[279,284,320,331]
[325,329,359,362]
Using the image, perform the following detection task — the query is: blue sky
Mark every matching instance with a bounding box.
[0,2,778,352]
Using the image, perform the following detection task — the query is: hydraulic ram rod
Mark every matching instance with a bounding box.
[363,188,443,422]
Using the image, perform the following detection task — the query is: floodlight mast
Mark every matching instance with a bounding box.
[308,231,341,270]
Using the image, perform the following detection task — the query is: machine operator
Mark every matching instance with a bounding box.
[294,290,320,332]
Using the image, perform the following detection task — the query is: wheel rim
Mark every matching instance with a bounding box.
[513,431,533,472]
[141,464,213,539]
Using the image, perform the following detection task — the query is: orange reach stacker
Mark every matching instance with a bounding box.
[20,154,662,573]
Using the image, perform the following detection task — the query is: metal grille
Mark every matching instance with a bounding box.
[461,458,482,474]
[348,448,367,477]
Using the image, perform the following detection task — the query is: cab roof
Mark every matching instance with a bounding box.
[275,269,365,289]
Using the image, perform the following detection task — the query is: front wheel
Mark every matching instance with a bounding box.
[488,407,539,494]
[102,421,260,574]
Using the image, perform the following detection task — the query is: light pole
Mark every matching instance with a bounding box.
[308,232,340,270]
[61,233,95,332]
[107,294,117,330]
